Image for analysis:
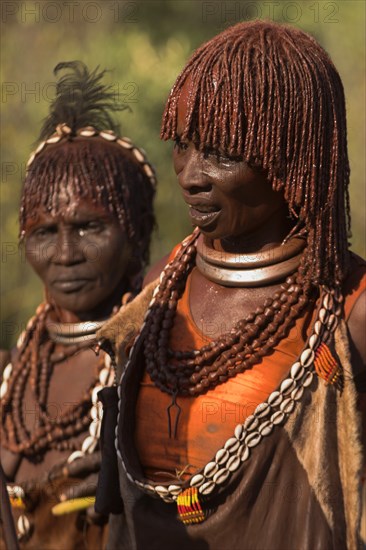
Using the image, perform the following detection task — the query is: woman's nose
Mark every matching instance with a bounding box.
[54,227,83,265]
[178,148,212,194]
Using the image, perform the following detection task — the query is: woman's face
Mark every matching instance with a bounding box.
[173,80,289,244]
[24,190,131,319]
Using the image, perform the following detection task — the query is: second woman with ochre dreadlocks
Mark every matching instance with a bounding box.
[0,61,156,548]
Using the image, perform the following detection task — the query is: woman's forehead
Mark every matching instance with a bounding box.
[176,65,223,136]
[23,195,116,229]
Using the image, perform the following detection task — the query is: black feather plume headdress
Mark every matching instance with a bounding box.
[39,61,129,140]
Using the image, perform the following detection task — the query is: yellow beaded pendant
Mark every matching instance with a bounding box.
[177,487,205,525]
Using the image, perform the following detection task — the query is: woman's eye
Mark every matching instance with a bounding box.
[203,147,240,164]
[77,222,104,236]
[174,138,188,151]
[32,226,56,239]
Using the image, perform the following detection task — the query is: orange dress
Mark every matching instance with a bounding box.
[135,252,366,482]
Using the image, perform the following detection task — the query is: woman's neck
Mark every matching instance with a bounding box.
[47,280,129,323]
[217,210,294,254]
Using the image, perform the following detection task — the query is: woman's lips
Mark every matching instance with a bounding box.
[188,205,221,228]
[52,279,92,293]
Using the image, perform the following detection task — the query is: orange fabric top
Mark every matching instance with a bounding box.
[135,251,366,482]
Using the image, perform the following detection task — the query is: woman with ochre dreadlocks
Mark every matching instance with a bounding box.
[97,21,366,550]
[0,61,156,548]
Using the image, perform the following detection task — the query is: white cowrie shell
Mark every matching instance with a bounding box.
[319,308,328,324]
[100,130,117,141]
[240,446,250,462]
[155,485,169,496]
[17,515,30,536]
[300,349,314,368]
[271,411,285,425]
[46,135,61,144]
[291,386,304,401]
[67,450,85,464]
[26,153,36,168]
[132,148,145,162]
[169,484,183,495]
[302,371,314,387]
[204,462,219,478]
[224,437,240,453]
[117,138,133,149]
[280,378,296,395]
[90,405,99,421]
[89,419,101,439]
[290,362,304,380]
[92,385,103,405]
[268,391,282,407]
[199,481,215,495]
[143,164,154,178]
[327,314,337,331]
[36,141,46,154]
[309,334,319,350]
[99,368,110,386]
[56,123,72,135]
[79,127,97,137]
[323,293,333,310]
[244,415,259,431]
[234,424,245,441]
[81,436,98,454]
[190,474,204,488]
[2,363,13,381]
[213,468,230,485]
[335,306,342,317]
[334,289,343,303]
[26,316,36,330]
[280,398,295,414]
[314,320,322,335]
[17,330,26,348]
[215,448,229,465]
[227,455,241,472]
[254,402,271,418]
[0,381,8,399]
[245,432,262,448]
[259,420,273,437]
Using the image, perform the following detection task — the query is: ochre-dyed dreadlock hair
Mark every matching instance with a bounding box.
[20,61,156,277]
[161,21,350,287]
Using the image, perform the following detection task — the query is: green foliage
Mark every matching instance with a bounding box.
[1,0,365,347]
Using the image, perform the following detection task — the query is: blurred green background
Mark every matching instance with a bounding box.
[1,0,365,348]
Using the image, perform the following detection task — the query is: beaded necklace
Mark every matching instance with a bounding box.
[0,303,117,459]
[143,229,314,398]
[116,231,344,525]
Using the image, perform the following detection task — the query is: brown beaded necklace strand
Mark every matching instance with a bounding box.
[143,230,314,398]
[0,303,103,457]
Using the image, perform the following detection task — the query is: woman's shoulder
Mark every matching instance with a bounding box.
[343,252,366,319]
[342,252,366,385]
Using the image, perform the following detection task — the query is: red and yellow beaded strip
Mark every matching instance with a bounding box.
[314,343,342,387]
[177,487,205,525]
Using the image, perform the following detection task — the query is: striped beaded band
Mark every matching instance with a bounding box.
[115,232,344,505]
[26,123,157,190]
